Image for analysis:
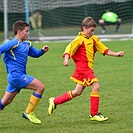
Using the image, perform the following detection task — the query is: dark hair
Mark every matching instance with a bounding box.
[13,20,29,35]
[81,16,97,31]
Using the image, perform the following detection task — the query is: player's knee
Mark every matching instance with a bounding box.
[98,19,104,24]
[35,83,45,94]
[117,18,122,22]
[73,90,83,97]
[40,84,45,93]
[96,83,100,91]
[91,83,100,92]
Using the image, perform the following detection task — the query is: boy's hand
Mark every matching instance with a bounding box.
[63,61,69,66]
[63,54,69,66]
[42,45,49,53]
[116,51,124,57]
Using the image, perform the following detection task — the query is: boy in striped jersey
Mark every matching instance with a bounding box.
[48,16,124,121]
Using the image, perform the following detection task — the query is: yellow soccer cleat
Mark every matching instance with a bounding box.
[48,97,56,116]
[22,112,41,124]
[90,112,108,122]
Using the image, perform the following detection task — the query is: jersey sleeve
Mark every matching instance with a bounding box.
[28,41,44,57]
[113,12,118,18]
[0,38,18,55]
[62,36,82,58]
[92,36,109,55]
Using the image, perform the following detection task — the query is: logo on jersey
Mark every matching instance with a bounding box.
[85,42,92,45]
[24,77,28,82]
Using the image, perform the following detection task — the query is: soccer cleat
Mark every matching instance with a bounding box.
[90,112,108,122]
[116,29,120,32]
[48,97,56,116]
[22,112,41,124]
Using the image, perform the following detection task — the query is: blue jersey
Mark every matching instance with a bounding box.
[0,38,44,74]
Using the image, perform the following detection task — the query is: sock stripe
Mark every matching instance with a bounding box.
[90,92,99,97]
[0,99,5,110]
[68,91,74,99]
[33,92,42,98]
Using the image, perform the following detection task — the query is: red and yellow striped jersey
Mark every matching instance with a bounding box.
[63,32,109,70]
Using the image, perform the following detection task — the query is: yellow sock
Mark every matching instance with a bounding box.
[26,93,41,114]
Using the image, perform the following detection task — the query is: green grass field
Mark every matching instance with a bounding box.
[0,39,132,133]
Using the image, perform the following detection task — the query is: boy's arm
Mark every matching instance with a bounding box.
[0,38,18,55]
[62,35,83,66]
[62,40,80,66]
[62,36,82,58]
[28,45,49,57]
[93,36,124,57]
[106,50,124,57]
[63,54,69,66]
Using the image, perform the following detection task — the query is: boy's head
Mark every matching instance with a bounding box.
[81,16,97,31]
[35,10,40,15]
[13,20,29,35]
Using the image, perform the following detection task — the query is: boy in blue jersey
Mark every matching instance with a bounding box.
[0,20,49,124]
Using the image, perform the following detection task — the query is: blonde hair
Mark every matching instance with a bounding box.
[81,16,97,31]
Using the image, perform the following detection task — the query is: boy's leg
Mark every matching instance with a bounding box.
[48,84,85,116]
[0,99,5,110]
[116,22,121,32]
[54,90,74,105]
[116,18,121,32]
[48,91,74,116]
[29,17,36,29]
[98,19,106,33]
[22,78,44,124]
[90,91,99,116]
[0,91,18,110]
[22,92,42,124]
[90,82,108,121]
[25,92,42,114]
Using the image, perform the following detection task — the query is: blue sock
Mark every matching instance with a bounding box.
[0,99,5,110]
[33,92,42,98]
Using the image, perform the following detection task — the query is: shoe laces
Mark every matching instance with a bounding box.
[96,112,106,118]
[29,112,38,120]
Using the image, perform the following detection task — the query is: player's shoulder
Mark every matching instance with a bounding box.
[75,32,85,41]
[8,38,19,48]
[70,32,83,43]
[91,35,99,41]
[75,32,83,39]
[9,38,18,44]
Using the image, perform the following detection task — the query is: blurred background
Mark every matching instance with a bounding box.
[0,0,132,42]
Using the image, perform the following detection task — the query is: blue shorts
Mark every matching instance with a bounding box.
[6,73,34,93]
